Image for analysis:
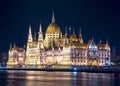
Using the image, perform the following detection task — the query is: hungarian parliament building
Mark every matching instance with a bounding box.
[7,12,111,67]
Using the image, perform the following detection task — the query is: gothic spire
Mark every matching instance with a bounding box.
[65,26,67,37]
[99,38,102,44]
[52,11,55,23]
[39,23,42,33]
[29,25,32,34]
[79,28,82,38]
[106,38,109,45]
[38,23,43,42]
[105,38,109,49]
[72,28,75,35]
[14,43,16,48]
[79,28,83,44]
[28,25,33,43]
[10,43,12,50]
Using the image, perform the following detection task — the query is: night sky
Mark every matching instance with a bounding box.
[0,0,120,54]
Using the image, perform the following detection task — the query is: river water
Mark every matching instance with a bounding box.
[0,70,120,86]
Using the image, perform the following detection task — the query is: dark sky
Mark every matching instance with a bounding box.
[0,0,120,54]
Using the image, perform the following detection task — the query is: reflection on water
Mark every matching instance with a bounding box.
[0,70,120,86]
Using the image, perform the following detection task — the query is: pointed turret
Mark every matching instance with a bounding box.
[38,23,43,42]
[65,26,68,37]
[106,38,108,45]
[105,38,109,49]
[64,26,69,44]
[79,28,82,38]
[10,43,12,50]
[13,43,16,48]
[99,38,102,44]
[39,23,42,33]
[72,28,75,35]
[52,11,55,24]
[28,25,33,43]
[29,26,32,34]
[79,28,83,44]
[38,23,44,49]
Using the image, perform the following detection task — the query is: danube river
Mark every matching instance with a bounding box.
[0,70,120,86]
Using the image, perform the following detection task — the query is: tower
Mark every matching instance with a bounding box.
[64,26,69,44]
[79,28,83,44]
[26,26,33,49]
[44,11,61,48]
[25,26,40,66]
[38,23,44,49]
[27,26,33,43]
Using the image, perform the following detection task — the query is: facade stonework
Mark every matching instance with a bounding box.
[7,13,111,67]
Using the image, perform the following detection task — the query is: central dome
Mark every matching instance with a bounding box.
[46,23,61,33]
[46,12,61,34]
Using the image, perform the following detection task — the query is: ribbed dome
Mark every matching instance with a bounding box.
[46,11,61,34]
[46,23,61,34]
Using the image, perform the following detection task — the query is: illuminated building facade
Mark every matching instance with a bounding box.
[7,44,25,67]
[7,12,111,67]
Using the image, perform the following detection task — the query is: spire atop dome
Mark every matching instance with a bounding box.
[52,11,55,23]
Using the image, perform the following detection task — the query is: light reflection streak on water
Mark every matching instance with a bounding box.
[74,72,77,80]
[73,72,77,86]
[0,70,119,86]
[7,71,74,81]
